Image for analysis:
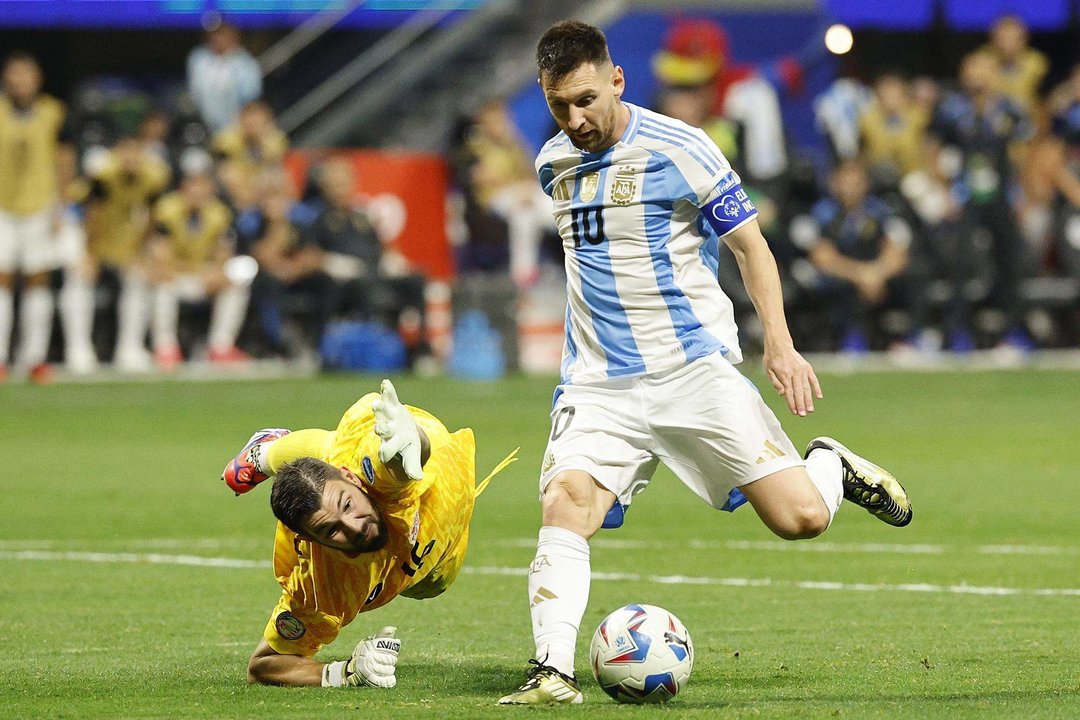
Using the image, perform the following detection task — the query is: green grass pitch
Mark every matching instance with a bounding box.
[2,369,1079,718]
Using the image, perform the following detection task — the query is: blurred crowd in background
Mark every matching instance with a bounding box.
[2,13,1080,383]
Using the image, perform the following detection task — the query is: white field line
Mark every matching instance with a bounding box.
[0,550,264,568]
[3,538,1078,556]
[4,549,1080,598]
[493,537,1080,556]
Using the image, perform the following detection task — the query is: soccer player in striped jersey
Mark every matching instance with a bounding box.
[499,21,913,705]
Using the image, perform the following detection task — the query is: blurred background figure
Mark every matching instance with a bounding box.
[465,99,554,289]
[983,15,1049,114]
[145,156,252,370]
[860,72,929,185]
[65,130,172,373]
[239,166,327,356]
[652,17,795,186]
[930,50,1034,351]
[306,157,430,364]
[186,18,262,134]
[212,100,288,213]
[791,160,912,353]
[0,52,73,384]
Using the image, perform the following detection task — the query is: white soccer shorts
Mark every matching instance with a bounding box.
[539,352,804,512]
[0,209,59,274]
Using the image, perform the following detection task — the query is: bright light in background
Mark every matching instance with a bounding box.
[824,23,854,55]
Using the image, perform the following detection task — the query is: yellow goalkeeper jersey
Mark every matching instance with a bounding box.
[263,394,480,657]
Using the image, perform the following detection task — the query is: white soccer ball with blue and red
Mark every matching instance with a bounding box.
[589,603,694,704]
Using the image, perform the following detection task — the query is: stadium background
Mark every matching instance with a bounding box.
[2,1,1079,718]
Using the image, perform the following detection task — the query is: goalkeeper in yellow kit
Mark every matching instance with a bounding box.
[221,379,512,688]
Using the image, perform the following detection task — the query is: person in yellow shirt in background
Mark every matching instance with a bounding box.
[145,155,252,370]
[211,100,288,213]
[0,52,74,383]
[221,379,514,687]
[859,72,930,182]
[64,131,172,373]
[983,15,1049,115]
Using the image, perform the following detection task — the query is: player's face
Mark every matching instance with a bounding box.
[832,164,868,209]
[2,60,42,105]
[541,61,627,153]
[302,469,389,554]
[992,20,1026,59]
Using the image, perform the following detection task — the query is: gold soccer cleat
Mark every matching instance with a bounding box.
[805,437,912,527]
[498,660,583,705]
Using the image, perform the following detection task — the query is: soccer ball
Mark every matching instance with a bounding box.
[589,604,693,703]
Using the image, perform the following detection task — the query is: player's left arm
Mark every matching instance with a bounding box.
[719,217,821,417]
[373,379,431,482]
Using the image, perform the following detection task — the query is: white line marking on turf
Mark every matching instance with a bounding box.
[6,549,1079,598]
[0,550,264,568]
[463,567,1080,598]
[3,538,1078,557]
[978,544,1080,556]
[501,537,1080,556]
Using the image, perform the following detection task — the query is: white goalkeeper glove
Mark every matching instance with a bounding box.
[322,626,401,688]
[373,379,424,481]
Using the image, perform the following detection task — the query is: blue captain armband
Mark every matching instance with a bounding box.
[701,173,758,236]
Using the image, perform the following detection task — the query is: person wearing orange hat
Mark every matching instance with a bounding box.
[652,17,800,184]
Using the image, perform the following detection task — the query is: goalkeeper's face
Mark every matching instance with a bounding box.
[301,468,389,554]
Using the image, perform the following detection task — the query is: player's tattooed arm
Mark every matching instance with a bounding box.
[722,219,822,418]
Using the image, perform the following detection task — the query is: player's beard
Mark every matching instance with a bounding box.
[348,512,389,553]
[568,104,619,153]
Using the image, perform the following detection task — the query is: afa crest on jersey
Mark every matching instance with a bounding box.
[611,168,637,206]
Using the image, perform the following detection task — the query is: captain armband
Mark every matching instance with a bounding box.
[701,171,758,237]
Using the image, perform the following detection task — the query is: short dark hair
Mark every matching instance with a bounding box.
[269,457,337,534]
[536,20,610,83]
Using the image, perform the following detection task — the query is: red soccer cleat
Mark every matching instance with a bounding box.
[155,345,184,373]
[222,428,291,495]
[29,363,54,385]
[0,364,8,383]
[208,346,251,366]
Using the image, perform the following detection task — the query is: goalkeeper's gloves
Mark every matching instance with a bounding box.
[222,428,291,495]
[321,626,401,688]
[373,379,423,480]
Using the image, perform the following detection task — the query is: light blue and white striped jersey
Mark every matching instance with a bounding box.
[536,102,757,385]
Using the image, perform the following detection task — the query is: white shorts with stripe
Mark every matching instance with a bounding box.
[539,353,803,512]
[0,209,59,274]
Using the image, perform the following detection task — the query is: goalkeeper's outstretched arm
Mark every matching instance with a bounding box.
[247,628,401,688]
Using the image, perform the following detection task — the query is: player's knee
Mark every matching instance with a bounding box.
[541,476,606,537]
[770,502,830,541]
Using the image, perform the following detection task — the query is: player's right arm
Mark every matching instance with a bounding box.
[247,629,400,688]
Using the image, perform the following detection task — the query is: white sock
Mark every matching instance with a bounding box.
[61,272,96,360]
[208,283,250,351]
[806,448,844,529]
[529,526,590,677]
[0,287,12,365]
[115,272,150,357]
[19,286,54,367]
[151,283,180,351]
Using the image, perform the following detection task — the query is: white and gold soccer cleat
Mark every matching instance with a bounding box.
[498,660,583,705]
[806,437,912,527]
